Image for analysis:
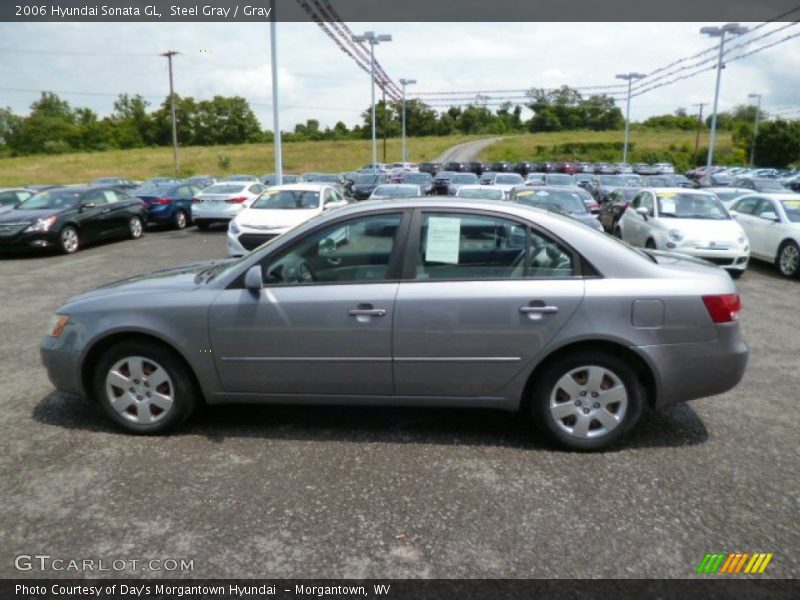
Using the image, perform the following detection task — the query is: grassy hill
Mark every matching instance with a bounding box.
[0,135,479,186]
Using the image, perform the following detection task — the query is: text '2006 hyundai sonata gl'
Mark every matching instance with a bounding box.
[41,199,749,450]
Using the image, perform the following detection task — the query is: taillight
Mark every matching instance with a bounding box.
[702,294,741,323]
[225,196,247,204]
[151,197,172,205]
[191,197,201,204]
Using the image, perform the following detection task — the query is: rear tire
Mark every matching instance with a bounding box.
[529,351,644,451]
[777,241,800,278]
[174,210,188,230]
[128,216,143,239]
[92,340,197,434]
[728,269,744,280]
[58,226,80,254]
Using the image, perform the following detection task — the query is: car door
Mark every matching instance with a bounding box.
[392,209,585,398]
[620,193,642,243]
[752,198,783,259]
[76,189,109,242]
[730,196,762,256]
[173,185,196,215]
[209,210,409,397]
[97,189,134,236]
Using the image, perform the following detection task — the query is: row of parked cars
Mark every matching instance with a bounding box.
[416,160,676,177]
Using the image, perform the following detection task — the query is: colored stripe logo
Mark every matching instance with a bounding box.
[697,552,773,574]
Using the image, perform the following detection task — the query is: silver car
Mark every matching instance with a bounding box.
[40,199,748,450]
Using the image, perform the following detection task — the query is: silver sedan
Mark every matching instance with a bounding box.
[40,199,748,450]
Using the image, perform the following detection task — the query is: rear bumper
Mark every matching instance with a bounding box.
[637,324,749,409]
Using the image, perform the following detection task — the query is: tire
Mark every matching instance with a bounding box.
[645,238,657,250]
[58,225,80,254]
[529,351,644,451]
[196,221,210,231]
[728,269,744,280]
[776,241,800,278]
[92,340,198,434]
[174,210,188,230]
[128,216,144,239]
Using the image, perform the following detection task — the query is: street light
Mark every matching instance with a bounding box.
[399,78,417,163]
[615,72,646,164]
[747,93,762,168]
[700,23,749,168]
[352,31,392,174]
[269,0,281,185]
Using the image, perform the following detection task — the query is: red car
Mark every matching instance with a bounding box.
[558,162,578,174]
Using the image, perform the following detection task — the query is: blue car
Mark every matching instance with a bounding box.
[133,183,201,229]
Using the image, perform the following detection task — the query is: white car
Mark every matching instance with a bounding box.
[191,182,269,230]
[455,185,506,201]
[617,188,749,278]
[482,172,525,195]
[227,184,348,257]
[706,187,751,208]
[368,184,422,200]
[653,163,675,174]
[730,193,800,278]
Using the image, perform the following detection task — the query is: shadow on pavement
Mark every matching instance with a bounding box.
[33,389,708,452]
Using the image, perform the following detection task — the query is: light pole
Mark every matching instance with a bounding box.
[747,93,761,168]
[399,78,417,162]
[269,0,282,185]
[161,50,180,177]
[700,23,749,168]
[352,31,392,174]
[615,72,646,165]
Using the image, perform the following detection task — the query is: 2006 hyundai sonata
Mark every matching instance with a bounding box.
[41,199,749,450]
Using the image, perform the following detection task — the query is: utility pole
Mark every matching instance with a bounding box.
[700,23,749,167]
[692,102,707,166]
[747,93,761,168]
[399,78,417,162]
[352,31,392,173]
[382,85,387,163]
[161,50,180,177]
[615,72,646,164]
[269,0,282,184]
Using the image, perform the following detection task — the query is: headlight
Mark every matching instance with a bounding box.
[24,215,57,233]
[667,229,685,243]
[47,314,70,337]
[737,233,748,245]
[228,220,240,235]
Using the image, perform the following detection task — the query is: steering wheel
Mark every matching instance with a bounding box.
[296,261,317,283]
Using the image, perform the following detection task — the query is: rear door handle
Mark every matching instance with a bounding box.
[348,308,386,317]
[520,304,559,317]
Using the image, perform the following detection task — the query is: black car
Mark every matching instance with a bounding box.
[514,161,536,176]
[599,187,640,233]
[418,162,441,175]
[399,172,434,195]
[490,161,513,172]
[466,161,487,175]
[0,186,146,254]
[592,175,629,202]
[350,173,387,200]
[536,161,557,173]
[443,161,470,173]
[432,171,457,195]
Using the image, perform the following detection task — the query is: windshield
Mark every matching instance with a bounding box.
[781,199,800,223]
[17,189,80,210]
[515,189,588,214]
[647,176,673,187]
[757,180,787,191]
[496,174,524,185]
[252,190,320,209]
[315,175,340,183]
[526,174,545,183]
[226,176,255,181]
[372,185,418,197]
[714,191,746,203]
[545,174,574,185]
[402,173,431,184]
[458,188,504,200]
[92,178,120,185]
[355,174,381,184]
[203,184,247,195]
[451,173,479,184]
[656,192,728,220]
[598,175,626,186]
[133,184,169,196]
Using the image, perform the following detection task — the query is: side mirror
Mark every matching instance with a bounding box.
[81,203,97,210]
[244,265,263,292]
[728,210,738,218]
[635,206,649,219]
[761,212,779,222]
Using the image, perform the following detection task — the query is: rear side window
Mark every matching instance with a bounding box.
[415,212,575,280]
[732,196,760,215]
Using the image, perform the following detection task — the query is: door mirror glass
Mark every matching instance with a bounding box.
[244,265,263,292]
[760,211,779,221]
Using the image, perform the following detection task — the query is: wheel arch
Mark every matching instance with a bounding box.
[520,339,657,411]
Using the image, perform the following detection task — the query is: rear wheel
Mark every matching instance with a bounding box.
[128,216,143,239]
[59,226,80,254]
[529,352,644,451]
[777,241,800,278]
[92,340,197,434]
[174,210,188,230]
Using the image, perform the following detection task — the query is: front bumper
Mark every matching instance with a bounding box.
[670,246,750,271]
[637,324,749,409]
[40,336,84,397]
[0,229,59,251]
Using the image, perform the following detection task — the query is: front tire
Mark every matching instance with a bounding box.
[529,352,644,451]
[777,241,800,278]
[58,225,80,254]
[92,341,197,434]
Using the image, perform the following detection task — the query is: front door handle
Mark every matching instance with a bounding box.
[348,308,387,317]
[520,303,559,320]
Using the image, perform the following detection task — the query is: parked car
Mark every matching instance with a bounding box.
[513,162,537,176]
[653,163,675,174]
[40,198,748,450]
[369,184,423,200]
[509,186,603,232]
[707,187,751,208]
[557,162,578,175]
[576,162,594,174]
[0,188,35,212]
[593,175,629,203]
[613,163,633,174]
[617,188,749,278]
[481,172,525,194]
[697,172,734,188]
[90,177,138,191]
[443,161,470,173]
[525,173,546,186]
[141,177,179,187]
[543,174,576,186]
[490,161,514,173]
[184,175,217,188]
[418,162,441,175]
[224,175,260,183]
[536,161,558,173]
[0,186,145,254]
[599,187,640,233]
[445,172,480,195]
[466,161,487,175]
[261,174,304,186]
[191,182,268,230]
[645,175,679,188]
[399,172,433,195]
[133,183,201,229]
[732,178,788,193]
[351,173,387,200]
[632,163,652,175]
[455,185,506,201]
[227,184,348,257]
[730,193,800,278]
[594,163,616,175]
[432,171,457,196]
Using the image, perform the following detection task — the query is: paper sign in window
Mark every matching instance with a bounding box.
[660,199,677,214]
[425,216,461,264]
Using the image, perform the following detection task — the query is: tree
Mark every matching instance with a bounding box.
[108,94,153,148]
[750,120,800,167]
[7,92,77,154]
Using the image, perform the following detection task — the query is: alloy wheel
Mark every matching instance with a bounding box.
[779,243,799,277]
[175,211,187,229]
[548,366,628,440]
[129,217,143,238]
[60,228,79,253]
[104,356,174,424]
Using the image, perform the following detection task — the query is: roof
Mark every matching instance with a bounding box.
[265,183,330,192]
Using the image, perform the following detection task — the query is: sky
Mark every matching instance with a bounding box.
[1,21,799,130]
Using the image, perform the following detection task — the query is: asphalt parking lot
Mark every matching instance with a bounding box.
[1,226,798,579]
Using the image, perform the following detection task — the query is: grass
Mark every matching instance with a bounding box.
[480,129,739,169]
[0,135,481,186]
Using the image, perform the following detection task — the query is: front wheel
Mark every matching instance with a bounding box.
[59,225,80,254]
[529,352,644,451]
[777,241,800,278]
[92,341,197,434]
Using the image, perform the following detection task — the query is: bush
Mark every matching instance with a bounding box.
[217,153,231,171]
[42,140,72,155]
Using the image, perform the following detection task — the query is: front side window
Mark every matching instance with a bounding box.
[415,212,575,280]
[264,213,402,285]
[755,199,779,219]
[252,190,320,210]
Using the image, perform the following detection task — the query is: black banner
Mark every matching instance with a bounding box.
[2,0,800,22]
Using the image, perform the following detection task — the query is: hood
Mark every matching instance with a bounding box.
[63,260,233,307]
[236,207,319,230]
[0,207,72,223]
[657,217,744,242]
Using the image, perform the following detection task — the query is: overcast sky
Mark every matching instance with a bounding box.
[1,22,799,130]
